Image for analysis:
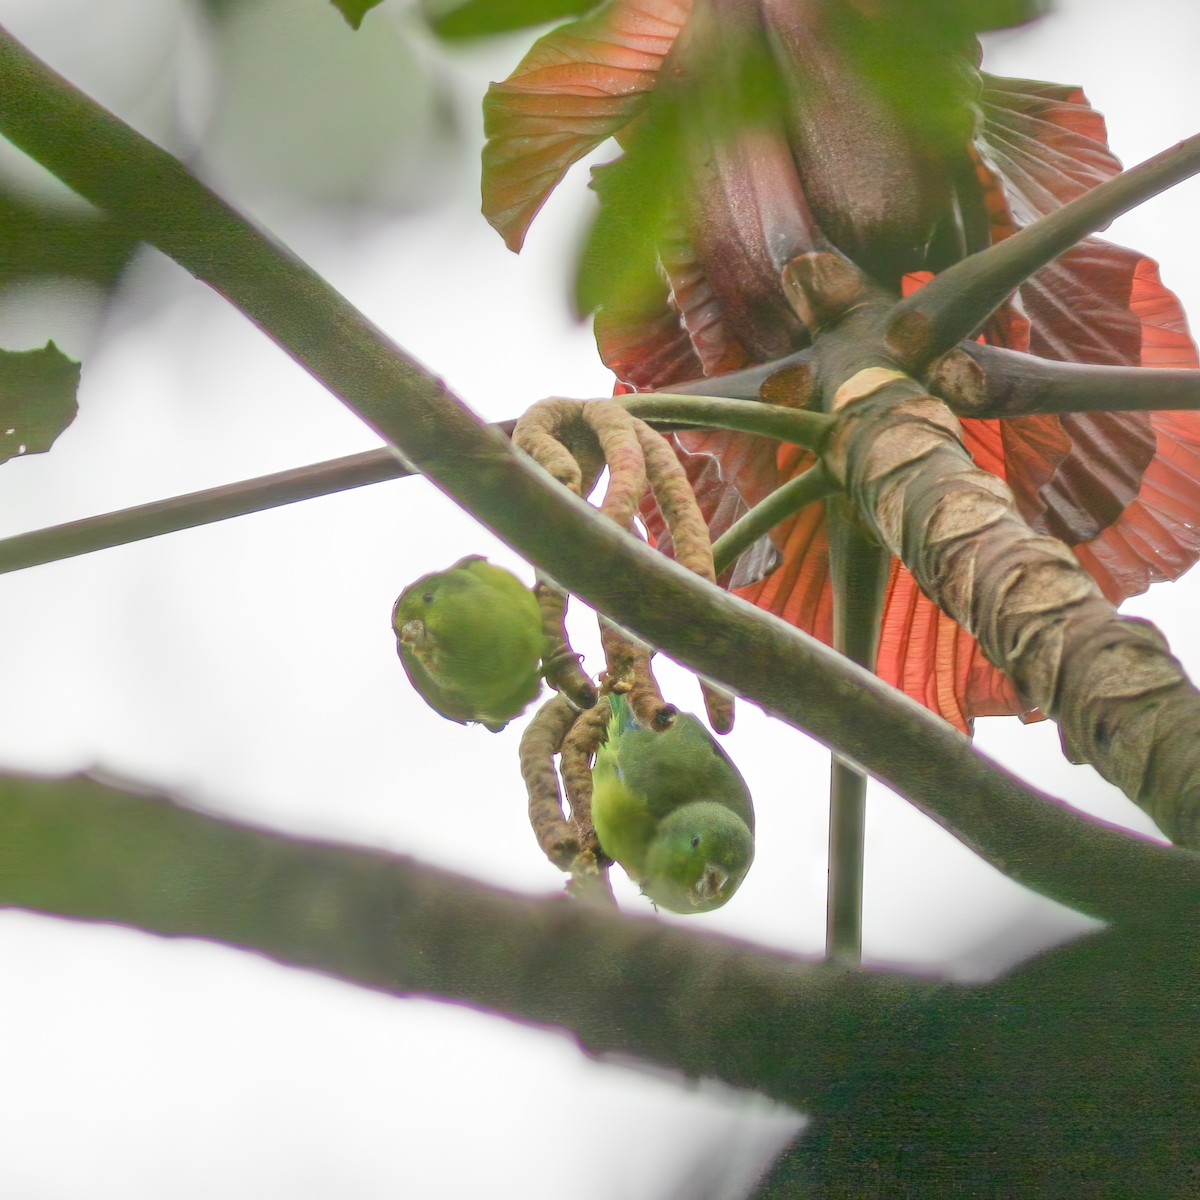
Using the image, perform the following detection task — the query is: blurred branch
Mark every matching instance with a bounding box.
[0,25,1196,921]
[3,767,1195,1195]
[0,768,930,1110]
[0,185,136,288]
[885,132,1200,367]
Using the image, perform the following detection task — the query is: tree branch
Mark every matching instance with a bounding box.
[931,342,1200,419]
[0,447,408,572]
[0,26,1195,920]
[826,376,1200,847]
[3,767,1194,1197]
[0,391,823,576]
[885,133,1200,366]
[0,768,931,1110]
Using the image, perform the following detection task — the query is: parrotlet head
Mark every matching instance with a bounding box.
[591,695,755,913]
[391,555,545,731]
[641,800,755,913]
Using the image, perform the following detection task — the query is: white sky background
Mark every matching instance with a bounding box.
[0,0,1196,1195]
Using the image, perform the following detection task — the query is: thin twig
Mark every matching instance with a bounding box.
[0,448,407,574]
[0,392,823,576]
[711,463,835,574]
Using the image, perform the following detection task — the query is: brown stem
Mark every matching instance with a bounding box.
[599,619,675,730]
[931,343,1200,418]
[699,682,736,735]
[533,578,598,711]
[633,417,735,732]
[518,695,581,870]
[559,697,611,857]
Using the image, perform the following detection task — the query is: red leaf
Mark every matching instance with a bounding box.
[977,74,1122,225]
[482,0,691,251]
[537,22,1200,729]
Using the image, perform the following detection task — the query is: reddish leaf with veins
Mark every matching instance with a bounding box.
[482,0,1200,730]
[482,0,693,252]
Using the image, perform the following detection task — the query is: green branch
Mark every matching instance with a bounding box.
[623,393,830,447]
[712,465,834,575]
[886,133,1200,364]
[0,25,1195,922]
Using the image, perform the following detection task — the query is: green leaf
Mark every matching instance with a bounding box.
[425,0,602,40]
[0,342,81,465]
[329,0,385,30]
[573,107,682,321]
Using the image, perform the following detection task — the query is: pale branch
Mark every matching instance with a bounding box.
[932,343,1200,418]
[826,377,1200,847]
[885,133,1200,366]
[0,768,934,1109]
[1,27,1196,920]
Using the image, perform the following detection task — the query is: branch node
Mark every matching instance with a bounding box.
[782,252,871,332]
[925,347,990,417]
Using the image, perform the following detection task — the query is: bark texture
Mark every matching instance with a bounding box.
[827,380,1200,846]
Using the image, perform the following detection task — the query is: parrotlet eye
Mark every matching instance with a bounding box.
[422,591,435,604]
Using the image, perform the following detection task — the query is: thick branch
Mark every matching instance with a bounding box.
[0,769,929,1109]
[2,769,1195,1197]
[1,27,1196,919]
[886,134,1200,366]
[932,342,1200,418]
[827,380,1200,846]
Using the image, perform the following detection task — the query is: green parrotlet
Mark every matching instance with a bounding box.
[591,693,755,913]
[391,555,545,731]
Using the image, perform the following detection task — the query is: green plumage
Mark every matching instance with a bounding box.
[391,555,545,732]
[591,694,755,913]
